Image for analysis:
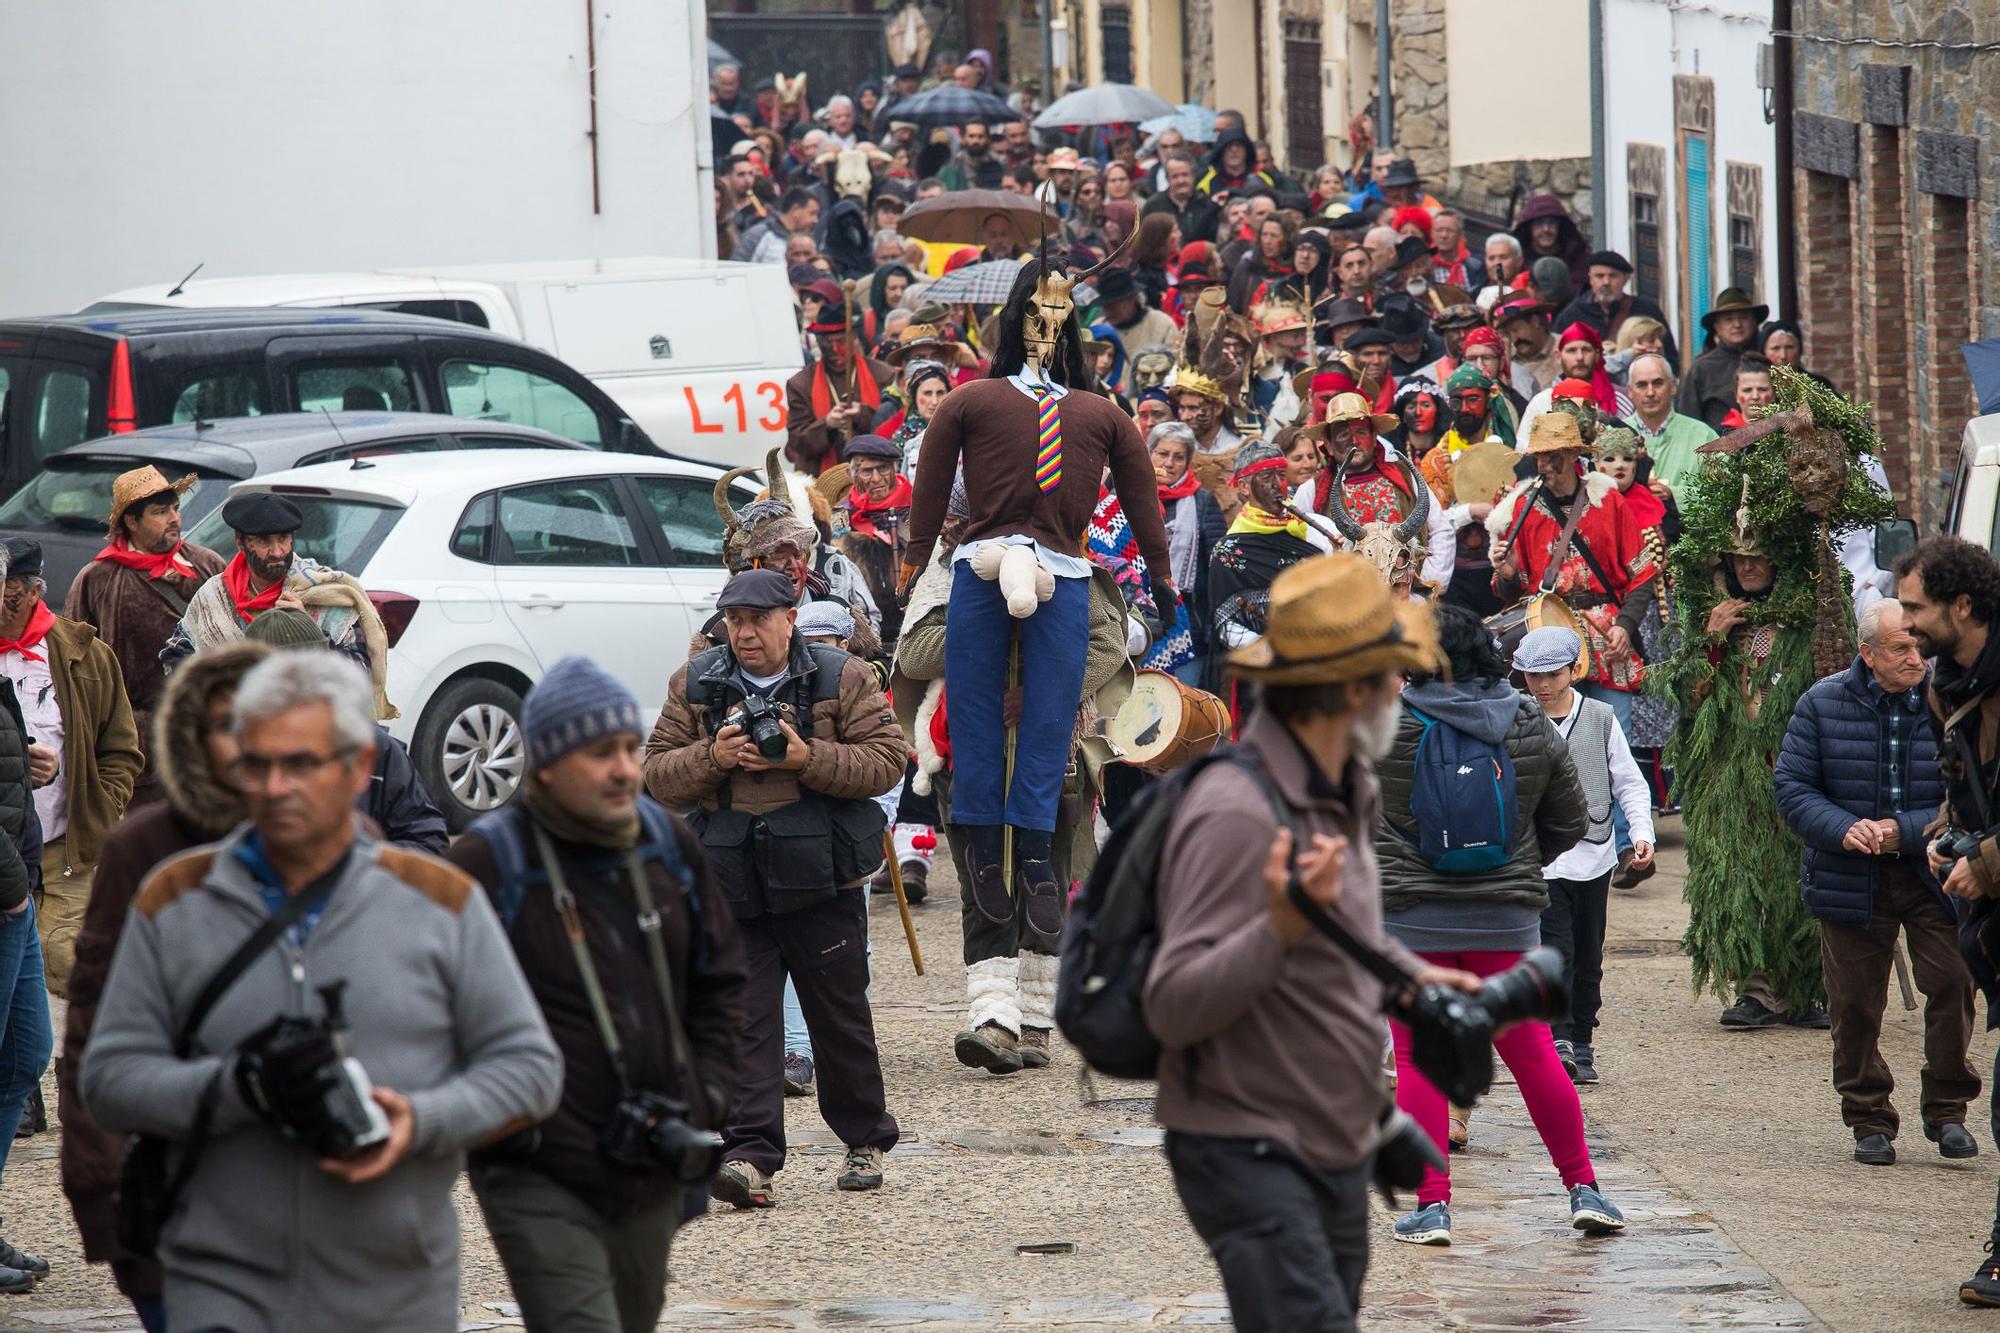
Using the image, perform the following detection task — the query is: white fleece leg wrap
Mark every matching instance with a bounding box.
[893,822,936,865]
[1018,952,1060,1031]
[967,956,1021,1035]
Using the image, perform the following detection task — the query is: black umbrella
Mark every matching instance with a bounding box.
[710,104,747,163]
[883,84,1021,130]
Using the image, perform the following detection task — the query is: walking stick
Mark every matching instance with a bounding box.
[882,830,924,975]
[1000,632,1021,895]
[1892,938,1917,1011]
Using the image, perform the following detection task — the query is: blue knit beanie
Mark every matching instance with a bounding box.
[522,656,645,768]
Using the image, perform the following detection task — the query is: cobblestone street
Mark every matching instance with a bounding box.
[0,818,1989,1330]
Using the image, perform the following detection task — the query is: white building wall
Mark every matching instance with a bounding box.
[1601,0,1776,339]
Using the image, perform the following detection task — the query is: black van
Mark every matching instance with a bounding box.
[0,306,654,500]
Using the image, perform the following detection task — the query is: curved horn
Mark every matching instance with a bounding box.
[1323,464,1365,543]
[713,466,757,531]
[762,449,791,515]
[1393,461,1430,543]
[1075,222,1137,286]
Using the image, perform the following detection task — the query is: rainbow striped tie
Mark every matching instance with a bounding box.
[1034,386,1062,493]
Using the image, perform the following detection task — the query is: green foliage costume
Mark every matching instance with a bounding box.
[1651,368,1895,1012]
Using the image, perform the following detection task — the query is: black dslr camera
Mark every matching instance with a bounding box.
[1399,946,1570,1107]
[599,1091,725,1184]
[729,694,790,761]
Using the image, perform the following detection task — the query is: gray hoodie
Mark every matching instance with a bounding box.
[1375,679,1588,953]
[82,826,562,1333]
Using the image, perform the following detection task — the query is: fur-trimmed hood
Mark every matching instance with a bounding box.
[154,641,269,836]
[1486,471,1615,542]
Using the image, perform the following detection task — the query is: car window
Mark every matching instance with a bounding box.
[0,461,222,533]
[300,436,448,466]
[496,478,637,566]
[441,360,604,447]
[185,493,402,574]
[452,492,496,562]
[30,368,95,462]
[632,475,729,566]
[453,432,570,452]
[291,360,417,413]
[169,369,267,423]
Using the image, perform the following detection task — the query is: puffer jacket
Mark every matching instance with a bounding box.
[1376,678,1588,913]
[0,676,41,911]
[1775,658,1946,927]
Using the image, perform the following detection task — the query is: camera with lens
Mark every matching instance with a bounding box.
[598,1090,725,1184]
[728,694,790,761]
[235,981,391,1159]
[1935,827,1989,865]
[1398,945,1569,1108]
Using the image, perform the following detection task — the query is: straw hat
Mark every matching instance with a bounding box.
[1522,411,1587,455]
[106,465,197,539]
[1301,391,1397,442]
[816,462,853,506]
[1225,554,1441,684]
[882,322,975,367]
[1253,300,1309,338]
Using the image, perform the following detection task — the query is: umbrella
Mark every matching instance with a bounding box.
[1032,83,1176,130]
[1139,103,1219,143]
[707,38,737,69]
[1964,339,2000,414]
[923,259,1025,305]
[899,188,1059,250]
[882,84,1021,130]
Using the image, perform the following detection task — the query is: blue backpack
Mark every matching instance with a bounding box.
[1405,705,1516,874]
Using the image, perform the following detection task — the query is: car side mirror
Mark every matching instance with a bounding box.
[617,418,648,453]
[1874,517,1918,571]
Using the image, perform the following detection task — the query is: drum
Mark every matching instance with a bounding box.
[1484,592,1591,676]
[1106,670,1232,774]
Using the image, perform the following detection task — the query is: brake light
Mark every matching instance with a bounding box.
[368,591,420,648]
[106,338,137,433]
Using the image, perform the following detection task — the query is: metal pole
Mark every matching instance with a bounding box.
[1375,0,1393,150]
[1588,0,1605,244]
[1773,0,1799,320]
[1040,0,1055,107]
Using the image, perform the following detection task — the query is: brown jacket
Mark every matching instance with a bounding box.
[784,358,897,475]
[64,543,225,764]
[643,637,906,824]
[41,613,144,866]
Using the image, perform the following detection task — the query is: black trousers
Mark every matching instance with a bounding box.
[1540,871,1611,1045]
[1165,1132,1369,1333]
[723,891,899,1174]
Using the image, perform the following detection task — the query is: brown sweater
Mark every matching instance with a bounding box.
[905,378,1174,583]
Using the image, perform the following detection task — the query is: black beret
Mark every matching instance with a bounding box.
[1589,249,1633,273]
[1343,328,1396,350]
[843,434,902,462]
[716,568,798,611]
[221,492,304,536]
[1,538,42,581]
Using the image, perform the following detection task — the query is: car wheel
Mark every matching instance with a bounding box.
[414,677,527,832]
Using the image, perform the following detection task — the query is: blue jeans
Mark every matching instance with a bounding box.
[0,901,51,1175]
[1579,682,1635,856]
[944,564,1090,832]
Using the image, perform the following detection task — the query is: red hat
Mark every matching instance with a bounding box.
[1391,206,1433,240]
[1551,377,1597,402]
[1557,321,1602,349]
[1461,326,1504,353]
[943,246,981,273]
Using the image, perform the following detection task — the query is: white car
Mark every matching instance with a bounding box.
[187,451,762,829]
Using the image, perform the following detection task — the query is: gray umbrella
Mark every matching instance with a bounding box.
[923,259,1026,305]
[885,84,1021,129]
[1032,83,1176,129]
[707,38,737,69]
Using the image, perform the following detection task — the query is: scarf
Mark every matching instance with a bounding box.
[0,603,56,664]
[523,770,641,851]
[1558,322,1620,415]
[1228,504,1310,541]
[1157,468,1201,504]
[1162,492,1202,591]
[810,356,883,419]
[846,476,913,542]
[221,553,287,623]
[1934,618,2000,712]
[93,536,198,581]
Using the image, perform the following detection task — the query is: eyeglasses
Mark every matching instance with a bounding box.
[231,749,353,786]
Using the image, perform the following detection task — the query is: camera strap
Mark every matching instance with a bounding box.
[531,822,701,1101]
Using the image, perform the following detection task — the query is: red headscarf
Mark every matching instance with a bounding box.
[1557,322,1619,414]
[0,603,56,664]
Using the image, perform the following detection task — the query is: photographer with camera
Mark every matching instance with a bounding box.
[1145,555,1484,1333]
[450,657,747,1332]
[1376,604,1623,1246]
[81,652,562,1332]
[645,568,906,1209]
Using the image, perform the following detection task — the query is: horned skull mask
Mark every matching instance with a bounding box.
[1023,271,1077,376]
[1325,459,1431,591]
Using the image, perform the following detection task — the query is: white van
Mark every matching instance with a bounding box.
[96,258,804,467]
[1949,413,2000,550]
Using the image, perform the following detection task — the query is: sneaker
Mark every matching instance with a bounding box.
[1568,1182,1626,1234]
[782,1052,815,1098]
[1018,1027,1051,1069]
[0,1237,44,1281]
[1393,1201,1452,1245]
[837,1145,884,1191]
[1930,1123,1980,1159]
[1571,1045,1600,1085]
[1964,1241,2000,1306]
[0,1264,32,1296]
[710,1160,778,1210]
[899,860,929,905]
[1785,1005,1832,1030]
[953,1022,1024,1076]
[1718,995,1783,1029]
[1555,1038,1579,1081]
[1854,1133,1895,1166]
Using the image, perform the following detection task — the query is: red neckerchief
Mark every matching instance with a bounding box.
[845,476,914,541]
[1158,468,1202,504]
[93,536,197,581]
[810,357,882,420]
[0,603,56,664]
[221,553,286,623]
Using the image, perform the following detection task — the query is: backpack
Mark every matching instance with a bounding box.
[1405,704,1516,874]
[1056,748,1291,1079]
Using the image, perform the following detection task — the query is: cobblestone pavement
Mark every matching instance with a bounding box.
[0,818,1984,1329]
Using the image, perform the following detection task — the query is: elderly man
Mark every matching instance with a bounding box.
[64,467,225,794]
[835,435,914,652]
[784,291,895,475]
[1678,286,1768,430]
[1479,233,1526,309]
[0,540,141,995]
[1622,352,1717,493]
[82,651,562,1331]
[1140,156,1220,245]
[1775,599,1979,1168]
[1556,250,1679,369]
[1361,226,1401,280]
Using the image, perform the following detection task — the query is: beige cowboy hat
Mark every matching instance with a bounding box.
[106,465,198,540]
[1225,553,1441,685]
[815,462,854,506]
[881,321,976,367]
[1301,390,1398,442]
[1522,411,1588,455]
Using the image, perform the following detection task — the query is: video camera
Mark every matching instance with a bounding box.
[235,980,391,1160]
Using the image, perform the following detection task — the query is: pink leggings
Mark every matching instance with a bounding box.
[1389,949,1596,1206]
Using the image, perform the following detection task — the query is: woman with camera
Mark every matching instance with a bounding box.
[1375,605,1627,1246]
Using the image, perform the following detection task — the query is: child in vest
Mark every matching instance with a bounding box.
[1515,625,1656,1085]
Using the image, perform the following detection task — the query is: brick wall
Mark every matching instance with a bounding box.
[1799,170,1856,398]
[1922,191,1976,521]
[1861,124,1913,506]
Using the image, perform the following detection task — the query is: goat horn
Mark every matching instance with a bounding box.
[1075,223,1137,286]
[1324,463,1365,543]
[1393,461,1430,543]
[761,449,791,515]
[712,466,757,531]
